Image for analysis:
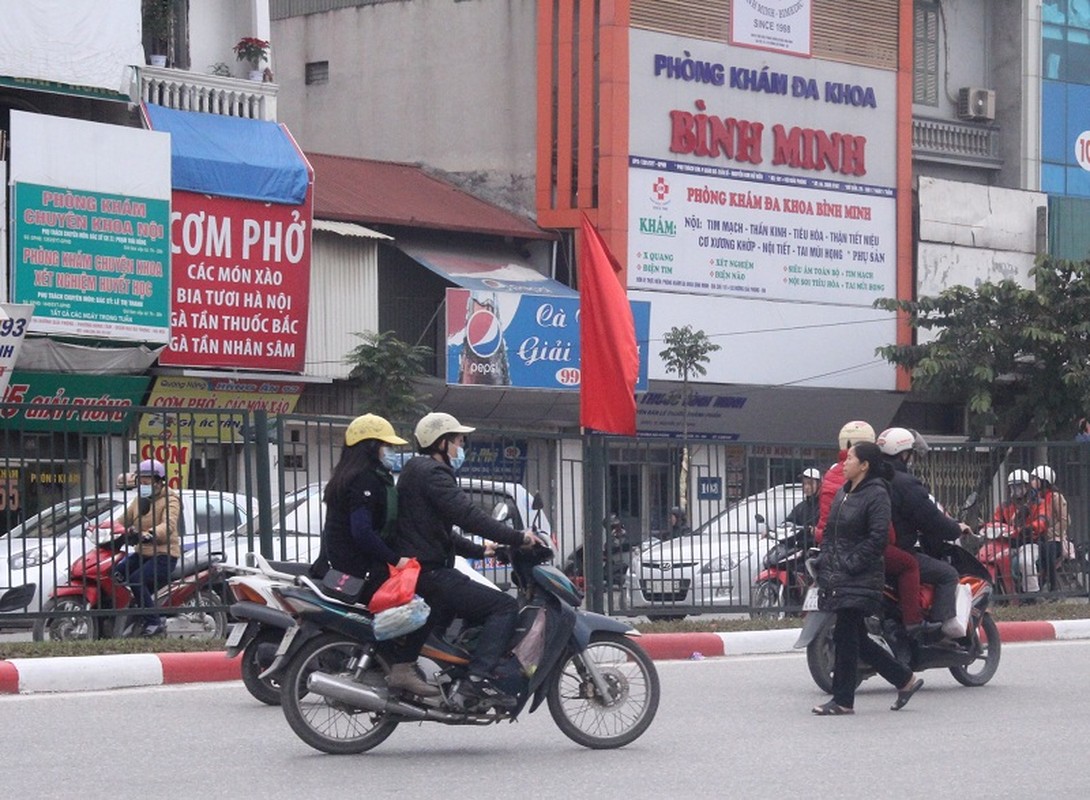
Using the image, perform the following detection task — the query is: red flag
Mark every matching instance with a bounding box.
[579,214,638,435]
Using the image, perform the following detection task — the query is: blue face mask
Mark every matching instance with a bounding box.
[381,451,400,472]
[138,484,155,499]
[448,446,465,472]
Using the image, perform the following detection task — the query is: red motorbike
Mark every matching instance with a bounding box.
[975,522,1016,597]
[32,522,227,642]
[750,522,815,619]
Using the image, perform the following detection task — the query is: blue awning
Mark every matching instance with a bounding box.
[145,104,309,205]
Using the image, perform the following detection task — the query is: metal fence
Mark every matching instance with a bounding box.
[1,403,1086,635]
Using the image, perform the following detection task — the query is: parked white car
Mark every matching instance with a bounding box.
[628,483,806,615]
[0,490,252,621]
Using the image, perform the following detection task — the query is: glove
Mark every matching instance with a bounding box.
[124,528,142,546]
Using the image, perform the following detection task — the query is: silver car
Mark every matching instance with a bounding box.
[629,483,806,615]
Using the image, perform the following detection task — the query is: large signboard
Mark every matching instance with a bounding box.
[139,375,305,443]
[444,288,650,390]
[11,183,170,338]
[0,371,149,433]
[8,111,172,341]
[628,29,896,309]
[159,190,313,372]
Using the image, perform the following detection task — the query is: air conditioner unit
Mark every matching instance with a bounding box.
[957,87,996,122]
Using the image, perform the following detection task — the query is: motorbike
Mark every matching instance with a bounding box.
[264,524,660,753]
[750,521,815,619]
[562,515,631,591]
[32,521,228,642]
[222,552,311,705]
[971,521,1016,597]
[796,542,1001,691]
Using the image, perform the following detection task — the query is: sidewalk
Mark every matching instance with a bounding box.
[3,619,1089,695]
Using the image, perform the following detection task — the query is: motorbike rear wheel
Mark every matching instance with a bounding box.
[172,590,228,639]
[280,633,399,754]
[241,627,284,706]
[949,612,1001,687]
[750,580,786,620]
[32,597,99,642]
[546,632,659,749]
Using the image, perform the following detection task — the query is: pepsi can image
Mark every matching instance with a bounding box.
[458,292,511,385]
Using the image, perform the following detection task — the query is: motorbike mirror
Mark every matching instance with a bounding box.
[491,501,512,523]
[961,492,978,511]
[754,513,765,524]
[532,492,544,511]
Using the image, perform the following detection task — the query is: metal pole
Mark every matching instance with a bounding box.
[254,409,274,559]
[584,433,606,614]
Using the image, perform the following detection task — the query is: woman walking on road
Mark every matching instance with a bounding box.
[811,442,924,715]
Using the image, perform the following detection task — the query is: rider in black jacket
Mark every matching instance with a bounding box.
[394,412,536,710]
[877,427,972,638]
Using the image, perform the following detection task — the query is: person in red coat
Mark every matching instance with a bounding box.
[815,421,933,636]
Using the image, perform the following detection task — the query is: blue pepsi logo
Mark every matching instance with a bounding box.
[465,308,503,358]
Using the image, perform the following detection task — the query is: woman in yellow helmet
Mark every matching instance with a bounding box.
[310,413,438,698]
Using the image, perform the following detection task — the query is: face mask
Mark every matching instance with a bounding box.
[448,445,465,472]
[138,484,155,499]
[381,452,400,472]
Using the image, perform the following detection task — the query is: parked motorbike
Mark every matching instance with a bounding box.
[32,522,228,642]
[222,552,310,705]
[563,514,631,590]
[267,524,659,753]
[972,521,1016,597]
[750,521,815,620]
[797,543,1001,691]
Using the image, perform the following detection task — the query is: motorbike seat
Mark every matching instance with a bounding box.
[420,630,471,665]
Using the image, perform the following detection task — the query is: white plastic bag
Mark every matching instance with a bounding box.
[950,582,971,639]
[372,595,430,641]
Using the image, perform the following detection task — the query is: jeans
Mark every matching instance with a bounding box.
[119,554,177,628]
[831,607,912,709]
[1037,540,1064,592]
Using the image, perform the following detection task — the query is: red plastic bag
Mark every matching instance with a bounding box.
[369,558,421,613]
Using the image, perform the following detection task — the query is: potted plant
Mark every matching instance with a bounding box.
[142,0,171,66]
[234,36,270,80]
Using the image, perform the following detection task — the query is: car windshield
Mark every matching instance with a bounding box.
[6,497,121,540]
[688,485,802,538]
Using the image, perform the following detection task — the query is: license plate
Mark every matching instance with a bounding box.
[802,587,820,612]
[273,625,299,658]
[225,621,248,649]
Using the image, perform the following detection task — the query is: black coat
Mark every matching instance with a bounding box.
[816,473,891,613]
[888,460,962,553]
[393,455,525,571]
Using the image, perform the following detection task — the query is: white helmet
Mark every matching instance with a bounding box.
[414,412,475,449]
[801,468,822,481]
[1030,465,1056,485]
[838,420,875,450]
[1007,469,1030,485]
[877,427,916,456]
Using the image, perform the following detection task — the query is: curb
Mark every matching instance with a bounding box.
[3,619,1089,695]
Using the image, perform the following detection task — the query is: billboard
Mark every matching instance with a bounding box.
[159,190,313,372]
[444,288,651,391]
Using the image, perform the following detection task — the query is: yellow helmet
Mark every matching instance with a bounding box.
[345,414,407,447]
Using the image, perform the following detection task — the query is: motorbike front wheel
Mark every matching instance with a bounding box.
[280,633,399,754]
[241,627,285,706]
[32,597,99,642]
[546,632,659,749]
[949,612,1001,686]
[749,580,786,620]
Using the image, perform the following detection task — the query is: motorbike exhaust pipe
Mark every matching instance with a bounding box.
[305,672,459,722]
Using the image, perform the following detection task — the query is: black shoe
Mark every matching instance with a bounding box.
[450,674,517,711]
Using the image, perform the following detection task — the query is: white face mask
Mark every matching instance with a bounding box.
[138,484,155,499]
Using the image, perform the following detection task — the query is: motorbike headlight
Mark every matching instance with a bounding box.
[11,542,64,569]
[701,553,747,574]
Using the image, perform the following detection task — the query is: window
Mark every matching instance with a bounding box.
[913,3,939,106]
[305,61,329,85]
